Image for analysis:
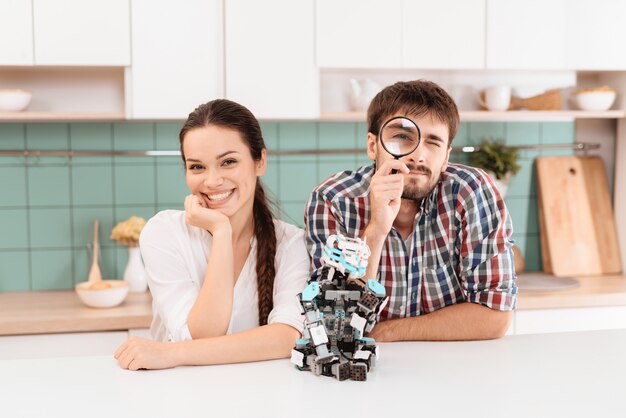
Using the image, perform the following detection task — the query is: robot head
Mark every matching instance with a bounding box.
[321,234,371,278]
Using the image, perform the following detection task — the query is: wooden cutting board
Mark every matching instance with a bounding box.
[536,156,621,276]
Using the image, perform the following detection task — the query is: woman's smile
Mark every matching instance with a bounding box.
[202,188,236,207]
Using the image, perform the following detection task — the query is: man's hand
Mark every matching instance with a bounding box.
[184,194,231,235]
[366,320,396,342]
[368,160,410,237]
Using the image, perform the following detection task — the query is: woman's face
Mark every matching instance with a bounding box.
[182,125,266,219]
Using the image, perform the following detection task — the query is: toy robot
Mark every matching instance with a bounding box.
[291,234,388,381]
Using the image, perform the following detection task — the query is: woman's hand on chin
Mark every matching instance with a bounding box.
[114,336,181,371]
[184,194,232,235]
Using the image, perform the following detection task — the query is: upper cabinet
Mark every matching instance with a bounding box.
[566,0,626,70]
[487,0,567,69]
[127,0,223,119]
[33,0,130,66]
[0,0,34,65]
[225,0,318,119]
[487,0,626,70]
[403,0,485,69]
[316,0,403,68]
[317,0,484,69]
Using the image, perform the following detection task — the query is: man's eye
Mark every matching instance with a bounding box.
[428,141,441,148]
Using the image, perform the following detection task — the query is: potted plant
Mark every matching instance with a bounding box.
[469,138,521,198]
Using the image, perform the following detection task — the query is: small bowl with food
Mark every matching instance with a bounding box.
[0,89,32,112]
[573,86,616,111]
[75,280,129,308]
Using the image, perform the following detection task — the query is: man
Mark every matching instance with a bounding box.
[304,80,516,341]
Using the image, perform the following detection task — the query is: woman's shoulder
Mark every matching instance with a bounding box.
[141,210,202,244]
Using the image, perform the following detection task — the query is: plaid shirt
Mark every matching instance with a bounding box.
[304,163,517,320]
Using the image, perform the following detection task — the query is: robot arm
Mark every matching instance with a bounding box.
[291,282,335,370]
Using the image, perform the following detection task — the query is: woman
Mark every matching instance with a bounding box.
[114,99,309,370]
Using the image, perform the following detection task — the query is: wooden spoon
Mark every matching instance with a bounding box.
[88,219,104,285]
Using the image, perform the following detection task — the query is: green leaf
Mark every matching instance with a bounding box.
[468,138,521,180]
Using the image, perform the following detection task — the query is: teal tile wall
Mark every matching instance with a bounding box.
[0,120,574,291]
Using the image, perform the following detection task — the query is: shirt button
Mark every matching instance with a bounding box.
[411,291,418,302]
[412,258,417,266]
[399,305,405,311]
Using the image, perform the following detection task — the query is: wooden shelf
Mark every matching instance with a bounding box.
[461,110,626,121]
[320,110,626,122]
[2,110,624,123]
[0,112,126,122]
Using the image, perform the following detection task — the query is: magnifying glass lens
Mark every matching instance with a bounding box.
[380,117,420,158]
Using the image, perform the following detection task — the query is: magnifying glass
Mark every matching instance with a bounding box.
[379,116,421,174]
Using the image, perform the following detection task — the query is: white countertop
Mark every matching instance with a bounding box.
[2,329,625,418]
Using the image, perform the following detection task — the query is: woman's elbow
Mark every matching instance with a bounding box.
[275,323,301,357]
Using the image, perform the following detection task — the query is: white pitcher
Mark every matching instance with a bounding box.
[124,247,148,292]
[349,78,380,111]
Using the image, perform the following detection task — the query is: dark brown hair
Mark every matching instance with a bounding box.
[179,99,276,326]
[367,80,460,146]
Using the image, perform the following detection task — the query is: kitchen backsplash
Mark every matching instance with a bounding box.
[0,120,575,291]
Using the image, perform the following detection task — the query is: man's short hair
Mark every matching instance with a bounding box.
[367,80,460,147]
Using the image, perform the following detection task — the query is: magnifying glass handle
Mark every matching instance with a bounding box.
[391,157,399,174]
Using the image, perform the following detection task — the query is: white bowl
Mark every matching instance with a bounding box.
[574,91,616,111]
[75,280,129,308]
[0,89,32,112]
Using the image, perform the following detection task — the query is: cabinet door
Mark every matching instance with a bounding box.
[316,0,402,68]
[515,306,626,335]
[403,0,485,69]
[0,0,34,65]
[567,0,626,70]
[128,0,223,119]
[33,0,130,66]
[0,331,128,360]
[225,0,318,119]
[486,0,567,69]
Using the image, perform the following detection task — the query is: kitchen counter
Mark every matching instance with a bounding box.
[1,329,624,417]
[517,274,626,310]
[1,275,626,336]
[0,291,152,336]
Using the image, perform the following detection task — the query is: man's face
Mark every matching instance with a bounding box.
[367,113,451,201]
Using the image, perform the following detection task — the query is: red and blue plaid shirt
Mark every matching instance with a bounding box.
[304,163,517,320]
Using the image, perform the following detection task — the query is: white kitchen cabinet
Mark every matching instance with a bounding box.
[566,0,626,70]
[486,0,567,70]
[515,306,626,335]
[127,0,223,119]
[403,0,485,69]
[0,331,128,360]
[0,0,34,65]
[225,0,318,119]
[33,0,130,66]
[316,0,403,68]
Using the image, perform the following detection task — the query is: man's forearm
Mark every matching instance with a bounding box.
[368,302,513,341]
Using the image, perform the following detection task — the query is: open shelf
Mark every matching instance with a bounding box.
[0,112,126,122]
[320,110,626,122]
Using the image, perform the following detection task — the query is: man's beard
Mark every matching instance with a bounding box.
[401,165,438,201]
